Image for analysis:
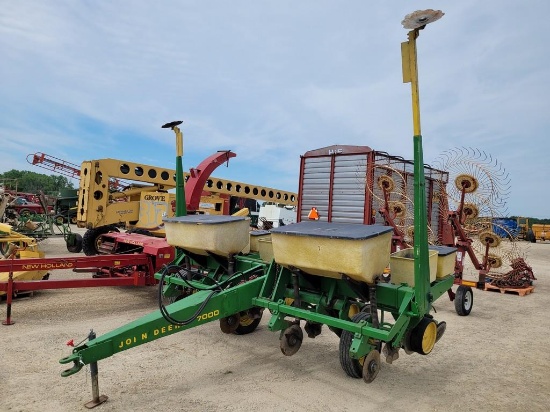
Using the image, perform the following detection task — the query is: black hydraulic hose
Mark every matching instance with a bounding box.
[157,262,260,326]
[157,265,219,326]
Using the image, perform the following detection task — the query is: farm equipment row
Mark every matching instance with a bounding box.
[25,147,299,257]
[1,188,82,253]
[57,14,461,407]
[0,231,174,324]
[1,134,298,316]
[0,11,537,408]
[75,148,297,256]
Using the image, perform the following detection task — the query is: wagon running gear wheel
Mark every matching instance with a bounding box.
[362,350,381,383]
[234,309,263,335]
[339,311,371,378]
[66,233,83,253]
[454,285,473,316]
[220,313,241,334]
[409,317,437,355]
[82,226,119,256]
[280,324,303,356]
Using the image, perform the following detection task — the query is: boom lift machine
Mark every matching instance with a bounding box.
[60,10,454,407]
[27,150,298,256]
[76,154,297,255]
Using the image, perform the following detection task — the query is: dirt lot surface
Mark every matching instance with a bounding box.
[1,228,549,412]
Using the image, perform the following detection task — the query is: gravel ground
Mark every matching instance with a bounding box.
[1,228,549,412]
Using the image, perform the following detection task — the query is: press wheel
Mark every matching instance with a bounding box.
[280,324,303,356]
[362,350,381,383]
[409,317,437,355]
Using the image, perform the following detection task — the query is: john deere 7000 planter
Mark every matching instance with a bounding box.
[60,10,453,407]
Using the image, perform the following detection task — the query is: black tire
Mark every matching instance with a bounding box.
[18,208,33,218]
[454,285,473,316]
[339,311,371,379]
[54,214,67,225]
[82,226,118,256]
[527,229,536,243]
[70,216,78,225]
[0,242,10,257]
[66,233,83,253]
[234,309,263,335]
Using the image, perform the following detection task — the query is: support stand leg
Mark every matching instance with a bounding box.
[84,331,108,408]
[2,272,15,326]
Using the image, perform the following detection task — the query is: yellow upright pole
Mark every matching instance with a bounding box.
[401,9,444,315]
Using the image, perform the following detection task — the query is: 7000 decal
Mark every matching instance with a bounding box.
[196,309,220,322]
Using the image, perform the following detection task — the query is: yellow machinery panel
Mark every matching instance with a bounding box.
[77,158,297,230]
[532,224,549,241]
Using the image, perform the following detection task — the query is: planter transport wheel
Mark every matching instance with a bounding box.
[280,324,303,356]
[362,350,381,383]
[454,285,473,316]
[339,311,371,378]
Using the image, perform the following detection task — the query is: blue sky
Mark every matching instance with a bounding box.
[1,1,549,218]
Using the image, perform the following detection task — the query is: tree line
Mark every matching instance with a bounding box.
[0,170,75,196]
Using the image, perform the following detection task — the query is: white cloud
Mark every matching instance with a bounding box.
[1,1,549,216]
